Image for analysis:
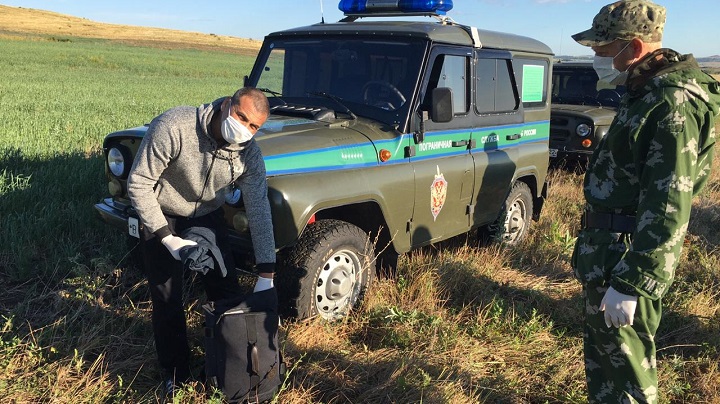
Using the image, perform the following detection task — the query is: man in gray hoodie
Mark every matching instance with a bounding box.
[127,87,276,392]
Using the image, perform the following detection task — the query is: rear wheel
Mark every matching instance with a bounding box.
[479,181,533,246]
[278,219,375,320]
[502,182,533,244]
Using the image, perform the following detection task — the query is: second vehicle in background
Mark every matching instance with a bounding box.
[549,62,625,165]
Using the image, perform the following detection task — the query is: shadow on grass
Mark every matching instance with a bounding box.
[280,333,523,403]
[0,146,116,281]
[396,233,585,339]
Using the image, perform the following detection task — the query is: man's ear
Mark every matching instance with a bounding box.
[630,38,644,58]
[219,97,232,116]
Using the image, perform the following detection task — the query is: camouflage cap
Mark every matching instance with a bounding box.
[572,0,666,47]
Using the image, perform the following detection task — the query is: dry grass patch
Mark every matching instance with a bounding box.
[0,5,261,55]
[275,242,587,402]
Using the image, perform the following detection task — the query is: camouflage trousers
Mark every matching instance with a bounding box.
[573,229,663,403]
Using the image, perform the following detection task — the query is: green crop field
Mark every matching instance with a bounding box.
[1,34,720,403]
[0,37,255,279]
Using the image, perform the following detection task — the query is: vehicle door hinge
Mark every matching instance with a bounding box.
[406,219,413,233]
[404,145,416,158]
[466,204,475,215]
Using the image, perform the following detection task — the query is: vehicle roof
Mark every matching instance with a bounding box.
[267,19,554,55]
[553,61,594,68]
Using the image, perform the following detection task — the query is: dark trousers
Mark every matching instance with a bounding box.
[139,208,241,381]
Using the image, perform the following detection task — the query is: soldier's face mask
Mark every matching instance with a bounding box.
[593,41,633,85]
[220,104,254,144]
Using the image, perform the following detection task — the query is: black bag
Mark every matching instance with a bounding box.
[203,288,284,403]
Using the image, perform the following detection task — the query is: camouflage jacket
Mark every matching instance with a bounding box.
[583,48,720,299]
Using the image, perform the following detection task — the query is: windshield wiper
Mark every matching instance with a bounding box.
[257,87,282,97]
[257,88,288,106]
[308,91,357,120]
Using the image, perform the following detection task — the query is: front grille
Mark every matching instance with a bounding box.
[550,113,593,150]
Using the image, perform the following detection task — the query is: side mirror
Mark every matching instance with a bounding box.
[431,87,453,123]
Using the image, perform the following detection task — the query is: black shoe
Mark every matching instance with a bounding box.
[161,369,190,399]
[162,378,176,398]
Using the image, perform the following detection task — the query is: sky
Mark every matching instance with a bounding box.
[2,0,718,57]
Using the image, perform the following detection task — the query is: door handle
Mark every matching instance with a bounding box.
[452,140,469,147]
[506,133,521,141]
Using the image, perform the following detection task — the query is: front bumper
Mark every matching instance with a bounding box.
[549,147,593,162]
[94,197,133,231]
[94,197,256,254]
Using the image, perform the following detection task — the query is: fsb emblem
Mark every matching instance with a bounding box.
[430,165,447,221]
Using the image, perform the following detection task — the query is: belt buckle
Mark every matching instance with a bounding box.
[606,213,615,230]
[580,211,588,228]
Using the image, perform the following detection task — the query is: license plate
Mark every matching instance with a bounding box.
[128,217,140,238]
[549,148,558,158]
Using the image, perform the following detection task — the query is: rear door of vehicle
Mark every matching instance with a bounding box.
[469,50,524,225]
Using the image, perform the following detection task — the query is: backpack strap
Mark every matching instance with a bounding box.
[204,316,219,388]
[246,314,260,399]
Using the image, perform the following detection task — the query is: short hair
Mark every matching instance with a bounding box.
[231,87,269,117]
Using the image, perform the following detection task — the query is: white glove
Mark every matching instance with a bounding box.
[161,235,197,261]
[600,286,638,328]
[253,276,274,292]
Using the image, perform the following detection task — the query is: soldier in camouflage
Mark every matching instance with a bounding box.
[570,1,720,402]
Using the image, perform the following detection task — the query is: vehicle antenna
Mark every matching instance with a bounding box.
[559,27,563,56]
[320,0,325,23]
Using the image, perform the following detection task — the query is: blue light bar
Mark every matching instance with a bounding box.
[338,0,454,16]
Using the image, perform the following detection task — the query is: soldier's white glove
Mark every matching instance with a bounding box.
[161,235,198,261]
[600,286,638,328]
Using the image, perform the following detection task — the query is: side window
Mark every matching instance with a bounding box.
[513,58,549,108]
[424,54,469,115]
[475,58,518,114]
[496,60,516,111]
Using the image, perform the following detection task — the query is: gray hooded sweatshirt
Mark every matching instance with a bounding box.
[127,97,276,267]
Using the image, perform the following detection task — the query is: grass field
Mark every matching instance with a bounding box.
[1,7,720,404]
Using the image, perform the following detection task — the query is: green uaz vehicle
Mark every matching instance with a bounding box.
[550,61,625,164]
[95,0,553,320]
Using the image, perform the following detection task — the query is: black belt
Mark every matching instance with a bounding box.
[582,211,636,233]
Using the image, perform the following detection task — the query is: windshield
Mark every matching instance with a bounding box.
[552,67,626,108]
[252,37,426,126]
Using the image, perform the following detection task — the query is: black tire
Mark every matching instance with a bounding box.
[479,181,534,246]
[278,219,375,320]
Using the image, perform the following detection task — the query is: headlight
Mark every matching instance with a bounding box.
[106,145,132,179]
[576,123,592,137]
[108,147,126,177]
[225,187,242,206]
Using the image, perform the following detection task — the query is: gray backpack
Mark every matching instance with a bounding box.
[203,288,285,403]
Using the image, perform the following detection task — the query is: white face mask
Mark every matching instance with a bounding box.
[593,41,633,86]
[220,107,254,144]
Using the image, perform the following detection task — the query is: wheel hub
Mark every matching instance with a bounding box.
[504,198,526,242]
[327,271,353,299]
[316,250,360,318]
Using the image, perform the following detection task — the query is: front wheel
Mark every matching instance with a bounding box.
[278,220,375,320]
